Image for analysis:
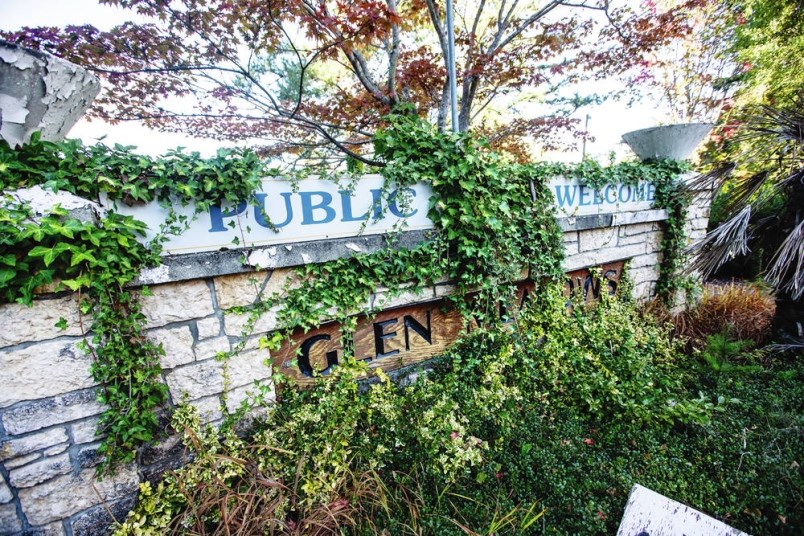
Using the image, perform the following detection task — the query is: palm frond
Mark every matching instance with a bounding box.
[766,220,804,300]
[686,206,752,277]
[682,163,735,195]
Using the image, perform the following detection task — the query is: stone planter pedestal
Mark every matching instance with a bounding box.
[0,40,100,147]
[622,123,714,162]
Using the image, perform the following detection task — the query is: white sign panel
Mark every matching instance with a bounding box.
[103,175,433,255]
[548,178,655,217]
[104,175,659,256]
[617,484,748,536]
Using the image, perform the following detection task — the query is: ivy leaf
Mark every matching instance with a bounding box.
[28,243,72,267]
[70,249,98,267]
[61,275,92,291]
[0,268,16,285]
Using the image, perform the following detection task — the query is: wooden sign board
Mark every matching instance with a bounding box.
[272,261,624,385]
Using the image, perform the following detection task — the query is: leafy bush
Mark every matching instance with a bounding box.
[116,283,752,534]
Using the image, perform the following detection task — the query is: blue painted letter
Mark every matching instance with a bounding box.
[254,192,293,228]
[300,191,336,225]
[209,201,247,232]
[555,185,578,207]
[389,188,418,218]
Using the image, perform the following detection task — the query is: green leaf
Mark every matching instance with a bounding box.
[70,249,98,267]
[0,268,16,285]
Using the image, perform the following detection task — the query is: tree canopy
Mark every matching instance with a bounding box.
[2,0,703,166]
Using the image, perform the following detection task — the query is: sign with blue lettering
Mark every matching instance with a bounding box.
[103,175,658,255]
[103,175,433,255]
[550,178,655,217]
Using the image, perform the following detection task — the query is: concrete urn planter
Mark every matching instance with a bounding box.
[0,40,100,147]
[622,123,714,162]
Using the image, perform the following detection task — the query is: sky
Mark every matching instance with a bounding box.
[1,0,678,160]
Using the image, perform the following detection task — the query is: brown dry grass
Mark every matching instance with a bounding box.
[645,281,777,348]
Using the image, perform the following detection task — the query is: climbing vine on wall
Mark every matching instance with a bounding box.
[235,111,567,366]
[0,134,268,471]
[525,158,693,304]
[0,120,691,472]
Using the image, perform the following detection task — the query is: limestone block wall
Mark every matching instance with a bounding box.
[0,202,711,535]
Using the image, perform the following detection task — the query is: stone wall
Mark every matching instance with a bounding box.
[0,191,712,535]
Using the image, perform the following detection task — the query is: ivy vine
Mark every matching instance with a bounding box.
[0,134,267,471]
[0,120,692,473]
[523,158,692,304]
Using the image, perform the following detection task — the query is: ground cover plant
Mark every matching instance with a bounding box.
[2,114,799,534]
[114,285,803,535]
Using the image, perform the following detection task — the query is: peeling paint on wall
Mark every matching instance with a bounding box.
[0,41,100,147]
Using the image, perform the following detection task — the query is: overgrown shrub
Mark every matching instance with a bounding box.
[116,282,740,534]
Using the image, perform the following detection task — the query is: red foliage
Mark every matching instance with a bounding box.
[1,0,701,164]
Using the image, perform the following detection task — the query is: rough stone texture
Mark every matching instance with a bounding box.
[564,243,645,272]
[687,226,707,238]
[139,435,187,484]
[371,287,436,311]
[224,381,275,414]
[196,316,222,340]
[30,521,66,536]
[2,390,104,436]
[0,428,68,461]
[579,227,618,252]
[165,360,224,401]
[617,228,659,246]
[1,339,95,407]
[224,307,280,337]
[17,466,138,526]
[139,435,182,467]
[434,283,457,298]
[9,453,71,488]
[0,503,22,534]
[0,296,82,348]
[70,419,100,445]
[42,444,68,457]
[149,326,195,369]
[74,443,103,469]
[188,395,224,423]
[4,452,40,469]
[562,231,579,255]
[0,475,12,503]
[223,384,253,414]
[628,254,662,289]
[69,495,137,536]
[687,204,710,220]
[619,222,654,237]
[262,267,301,298]
[214,271,270,310]
[140,280,213,328]
[634,281,657,300]
[227,349,271,389]
[193,336,230,361]
[629,252,661,268]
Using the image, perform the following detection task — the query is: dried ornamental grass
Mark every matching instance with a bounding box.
[675,282,776,346]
